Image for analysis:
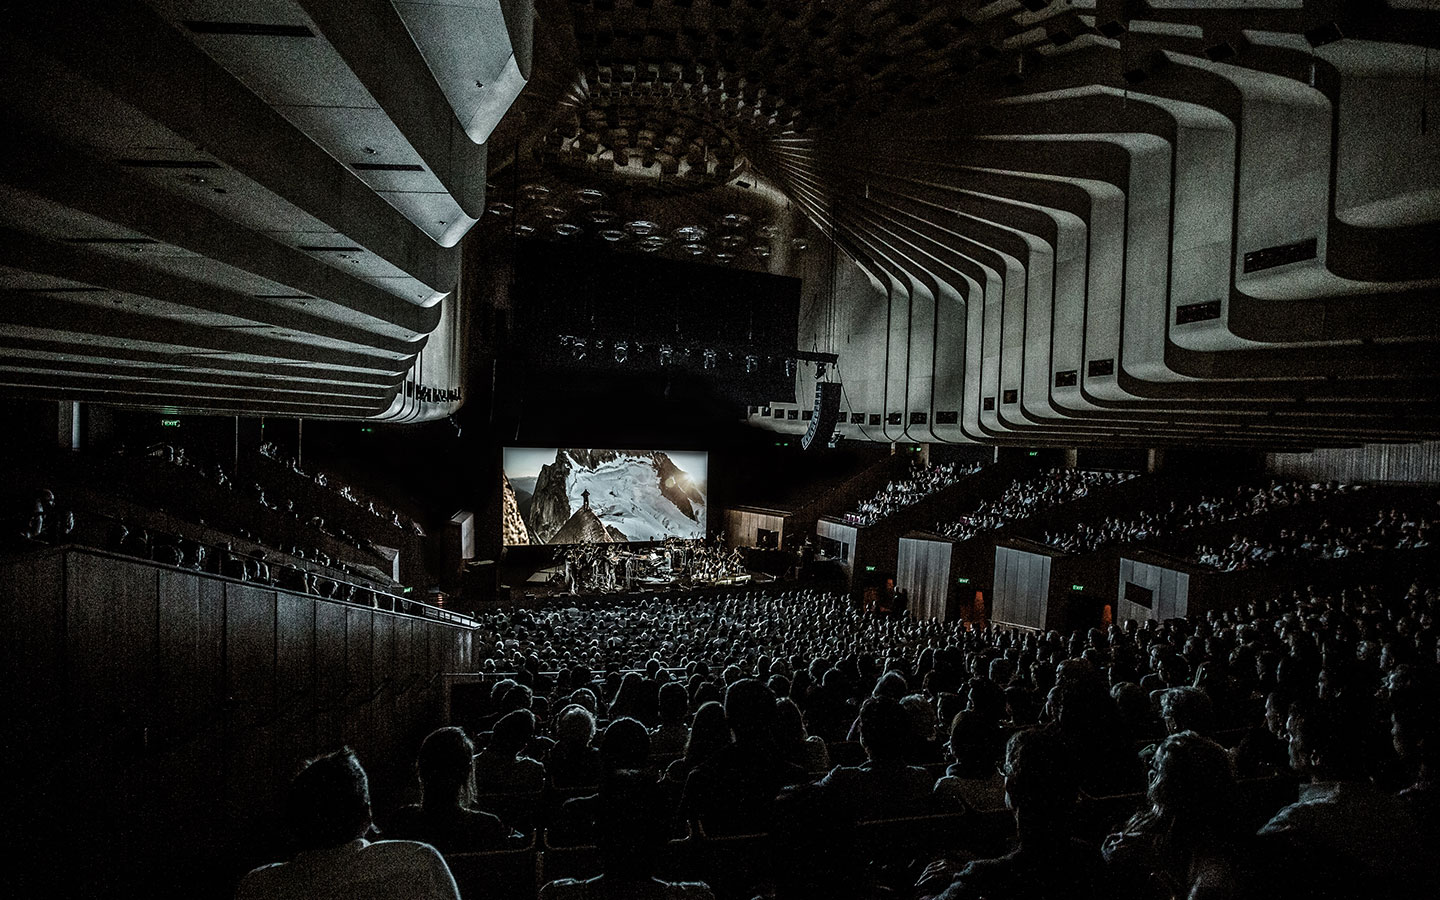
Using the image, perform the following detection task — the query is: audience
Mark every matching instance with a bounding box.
[920,729,1108,900]
[681,679,806,835]
[475,710,546,795]
[385,727,521,854]
[818,696,935,820]
[237,749,460,900]
[935,469,1135,542]
[1103,732,1249,900]
[1041,480,1358,555]
[843,460,981,526]
[539,770,715,900]
[1193,503,1436,571]
[1258,699,1430,898]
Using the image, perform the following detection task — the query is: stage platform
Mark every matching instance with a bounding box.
[505,567,775,605]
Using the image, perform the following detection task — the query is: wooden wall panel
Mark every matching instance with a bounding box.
[224,583,276,729]
[157,568,209,739]
[1,552,66,759]
[66,551,158,732]
[1267,441,1440,486]
[276,592,315,720]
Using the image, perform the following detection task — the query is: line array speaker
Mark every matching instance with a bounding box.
[801,382,842,450]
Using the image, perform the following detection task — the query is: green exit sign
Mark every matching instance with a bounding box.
[864,565,877,572]
[957,577,970,585]
[159,418,180,427]
[1028,451,1039,457]
[360,426,375,433]
[1071,584,1085,592]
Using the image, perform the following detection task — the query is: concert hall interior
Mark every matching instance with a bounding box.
[3,2,1440,899]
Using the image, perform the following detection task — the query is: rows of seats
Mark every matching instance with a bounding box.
[244,575,1438,899]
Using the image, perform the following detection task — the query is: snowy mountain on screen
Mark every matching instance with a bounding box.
[525,448,705,543]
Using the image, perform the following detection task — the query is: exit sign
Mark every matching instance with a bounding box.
[1028,451,1039,457]
[957,577,970,585]
[159,418,180,427]
[1071,584,1085,591]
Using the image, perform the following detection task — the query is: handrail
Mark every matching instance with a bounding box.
[8,536,475,628]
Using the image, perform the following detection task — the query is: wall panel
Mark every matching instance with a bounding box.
[67,551,158,734]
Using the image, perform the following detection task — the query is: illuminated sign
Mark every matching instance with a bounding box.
[159,418,180,427]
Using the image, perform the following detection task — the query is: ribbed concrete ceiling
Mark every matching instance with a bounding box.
[0,0,531,421]
[477,0,1440,447]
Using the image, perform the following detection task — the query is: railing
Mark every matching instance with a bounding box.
[19,503,473,628]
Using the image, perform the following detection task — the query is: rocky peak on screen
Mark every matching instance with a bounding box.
[525,448,705,544]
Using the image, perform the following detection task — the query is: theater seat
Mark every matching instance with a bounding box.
[447,836,538,900]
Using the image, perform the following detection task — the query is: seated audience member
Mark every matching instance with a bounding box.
[237,748,460,900]
[1046,659,1145,795]
[1391,682,1438,842]
[901,693,944,764]
[1112,682,1165,746]
[682,679,806,835]
[1140,687,1217,766]
[917,729,1107,900]
[551,718,652,846]
[934,710,1007,814]
[650,682,691,758]
[474,710,545,795]
[539,770,714,900]
[548,704,603,790]
[1103,732,1250,900]
[805,668,858,744]
[1258,699,1428,899]
[766,783,873,900]
[1233,691,1291,778]
[819,696,935,820]
[385,727,520,853]
[774,697,830,775]
[663,700,729,789]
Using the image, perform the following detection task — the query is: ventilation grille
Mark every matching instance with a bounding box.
[850,412,866,424]
[1243,237,1317,274]
[935,410,959,425]
[910,411,928,425]
[983,398,996,411]
[1055,370,1078,387]
[1002,389,1018,404]
[1176,300,1222,325]
[868,413,881,426]
[1087,358,1115,377]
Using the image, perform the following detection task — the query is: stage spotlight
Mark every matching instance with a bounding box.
[784,358,796,378]
[659,343,673,366]
[745,354,758,373]
[703,347,717,370]
[614,340,629,364]
[815,361,827,379]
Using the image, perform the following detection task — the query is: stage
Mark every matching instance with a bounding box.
[510,562,774,602]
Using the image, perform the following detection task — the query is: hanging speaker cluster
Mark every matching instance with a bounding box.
[801,382,842,450]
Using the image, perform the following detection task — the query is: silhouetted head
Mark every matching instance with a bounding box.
[858,696,912,763]
[286,748,371,852]
[600,717,651,772]
[490,709,536,758]
[724,678,778,742]
[416,727,475,804]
